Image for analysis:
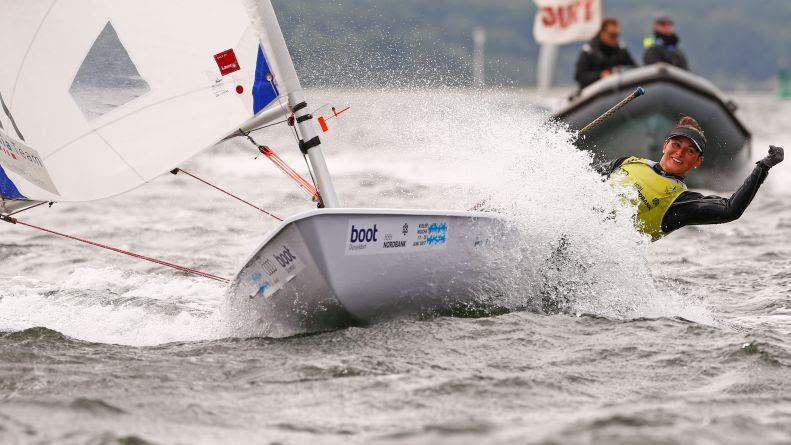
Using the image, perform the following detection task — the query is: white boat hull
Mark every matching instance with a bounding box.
[227,208,511,336]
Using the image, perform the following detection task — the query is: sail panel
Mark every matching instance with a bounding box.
[253,46,280,114]
[0,0,288,204]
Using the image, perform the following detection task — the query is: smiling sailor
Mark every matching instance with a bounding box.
[600,116,784,240]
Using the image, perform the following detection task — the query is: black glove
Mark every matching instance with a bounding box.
[759,145,784,169]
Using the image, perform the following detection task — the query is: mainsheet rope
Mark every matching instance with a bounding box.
[0,214,230,283]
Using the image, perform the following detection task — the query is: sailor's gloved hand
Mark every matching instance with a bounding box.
[759,145,784,169]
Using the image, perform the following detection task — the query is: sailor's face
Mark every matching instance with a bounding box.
[660,137,703,176]
[654,21,675,36]
[600,25,621,46]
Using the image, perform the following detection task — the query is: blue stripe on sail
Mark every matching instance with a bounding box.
[0,163,26,199]
[253,46,279,114]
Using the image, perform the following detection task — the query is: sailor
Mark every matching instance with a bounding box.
[574,17,637,89]
[643,15,688,70]
[601,116,784,241]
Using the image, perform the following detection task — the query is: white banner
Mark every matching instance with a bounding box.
[533,0,602,45]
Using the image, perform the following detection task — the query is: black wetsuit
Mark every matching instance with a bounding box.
[600,157,770,235]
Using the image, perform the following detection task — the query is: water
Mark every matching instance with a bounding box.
[1,89,790,444]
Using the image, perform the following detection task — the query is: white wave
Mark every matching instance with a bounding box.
[0,267,232,346]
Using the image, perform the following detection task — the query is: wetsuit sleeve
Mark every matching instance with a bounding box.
[575,50,601,89]
[661,163,770,234]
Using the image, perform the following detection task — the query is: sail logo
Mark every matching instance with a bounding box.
[0,136,44,167]
[214,49,241,76]
[0,130,59,196]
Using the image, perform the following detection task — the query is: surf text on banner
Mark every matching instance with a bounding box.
[533,0,602,45]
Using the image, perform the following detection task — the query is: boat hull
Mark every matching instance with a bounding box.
[227,208,511,336]
[554,64,752,190]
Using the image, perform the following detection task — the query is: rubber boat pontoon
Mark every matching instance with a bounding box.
[553,63,752,190]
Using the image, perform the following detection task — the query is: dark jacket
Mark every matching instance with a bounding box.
[574,36,636,89]
[643,33,688,70]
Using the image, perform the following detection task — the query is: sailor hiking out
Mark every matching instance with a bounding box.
[601,116,784,240]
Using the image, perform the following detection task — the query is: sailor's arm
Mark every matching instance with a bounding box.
[661,146,784,233]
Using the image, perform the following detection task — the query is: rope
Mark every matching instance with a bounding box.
[259,146,321,201]
[0,215,229,283]
[238,129,321,202]
[248,118,289,134]
[172,168,283,221]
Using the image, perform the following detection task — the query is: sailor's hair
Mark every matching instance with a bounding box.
[677,116,704,135]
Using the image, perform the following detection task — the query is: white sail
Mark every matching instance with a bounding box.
[0,0,289,209]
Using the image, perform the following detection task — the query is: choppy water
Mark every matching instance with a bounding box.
[1,89,790,444]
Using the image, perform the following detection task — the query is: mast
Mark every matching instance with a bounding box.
[248,0,340,208]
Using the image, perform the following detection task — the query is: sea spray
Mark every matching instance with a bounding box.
[323,87,714,323]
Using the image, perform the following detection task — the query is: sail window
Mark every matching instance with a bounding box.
[69,22,150,120]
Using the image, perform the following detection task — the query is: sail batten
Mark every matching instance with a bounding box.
[8,0,57,106]
[0,0,292,208]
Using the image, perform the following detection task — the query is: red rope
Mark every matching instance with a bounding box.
[2,216,229,283]
[259,146,321,202]
[173,168,283,221]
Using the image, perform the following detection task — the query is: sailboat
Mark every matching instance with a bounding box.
[1,0,510,335]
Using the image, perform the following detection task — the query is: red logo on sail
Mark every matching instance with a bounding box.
[214,49,241,76]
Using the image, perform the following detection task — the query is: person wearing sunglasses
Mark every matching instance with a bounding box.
[600,116,784,241]
[643,15,688,70]
[574,17,636,89]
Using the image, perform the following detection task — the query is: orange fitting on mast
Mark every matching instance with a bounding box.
[332,106,350,117]
[317,116,329,132]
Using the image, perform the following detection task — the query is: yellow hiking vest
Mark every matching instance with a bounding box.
[612,157,687,240]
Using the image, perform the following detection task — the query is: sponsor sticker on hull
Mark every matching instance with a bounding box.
[345,218,449,256]
[246,244,305,300]
[0,129,59,195]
